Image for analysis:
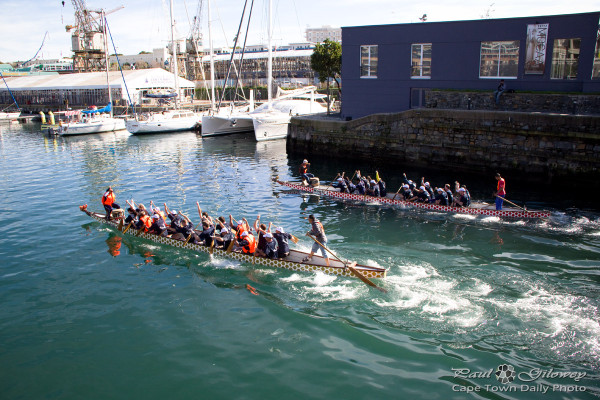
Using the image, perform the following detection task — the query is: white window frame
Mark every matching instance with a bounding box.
[360,45,378,79]
[478,40,520,79]
[411,43,432,79]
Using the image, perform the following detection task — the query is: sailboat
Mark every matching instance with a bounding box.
[0,71,21,122]
[249,0,326,141]
[201,0,255,137]
[56,10,125,136]
[126,0,201,135]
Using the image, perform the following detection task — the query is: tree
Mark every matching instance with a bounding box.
[310,39,341,115]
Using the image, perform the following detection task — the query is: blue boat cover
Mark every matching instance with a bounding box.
[82,103,112,114]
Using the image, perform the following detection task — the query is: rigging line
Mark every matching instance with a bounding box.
[217,0,249,109]
[20,31,49,67]
[105,16,136,117]
[0,71,19,111]
[291,0,303,42]
[233,0,255,101]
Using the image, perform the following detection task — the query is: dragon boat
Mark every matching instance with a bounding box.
[275,179,551,219]
[79,206,387,279]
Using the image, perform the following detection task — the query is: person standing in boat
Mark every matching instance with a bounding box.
[495,173,506,210]
[303,215,329,267]
[101,187,120,221]
[299,159,314,185]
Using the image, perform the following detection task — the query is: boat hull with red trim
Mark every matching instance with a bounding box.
[276,180,551,219]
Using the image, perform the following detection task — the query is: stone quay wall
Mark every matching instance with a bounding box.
[425,90,600,115]
[288,109,600,185]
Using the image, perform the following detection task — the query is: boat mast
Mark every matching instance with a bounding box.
[208,0,215,112]
[169,0,180,109]
[267,0,272,110]
[102,10,113,117]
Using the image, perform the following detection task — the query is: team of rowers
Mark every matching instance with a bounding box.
[99,187,331,263]
[300,160,472,207]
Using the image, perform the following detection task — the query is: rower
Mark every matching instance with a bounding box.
[213,226,234,249]
[399,184,412,200]
[273,226,292,259]
[101,187,121,221]
[377,175,387,197]
[198,221,215,246]
[433,188,449,205]
[136,210,152,232]
[262,233,279,259]
[149,214,168,237]
[421,178,434,198]
[454,187,471,207]
[236,231,256,255]
[368,179,380,197]
[444,184,454,205]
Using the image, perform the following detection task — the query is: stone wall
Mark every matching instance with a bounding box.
[288,109,600,184]
[425,90,600,115]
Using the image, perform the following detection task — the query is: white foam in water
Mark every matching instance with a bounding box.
[492,284,600,365]
[480,216,501,224]
[452,214,477,221]
[210,256,244,270]
[375,262,487,328]
[281,272,360,301]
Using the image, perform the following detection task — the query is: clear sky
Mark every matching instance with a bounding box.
[0,0,598,62]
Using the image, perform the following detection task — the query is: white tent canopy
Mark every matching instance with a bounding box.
[2,68,194,104]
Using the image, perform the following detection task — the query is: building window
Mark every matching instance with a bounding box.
[360,45,378,78]
[411,43,432,78]
[550,39,580,79]
[479,40,520,78]
[593,20,600,79]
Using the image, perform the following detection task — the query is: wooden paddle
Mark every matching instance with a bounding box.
[391,185,403,200]
[325,173,340,192]
[493,194,530,212]
[307,234,387,293]
[117,218,124,231]
[122,221,133,234]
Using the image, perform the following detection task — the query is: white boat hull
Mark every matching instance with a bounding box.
[126,114,200,134]
[59,118,126,135]
[252,112,291,141]
[0,112,20,121]
[201,114,254,137]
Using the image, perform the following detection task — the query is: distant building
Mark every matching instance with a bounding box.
[306,26,342,43]
[0,63,59,77]
[21,58,73,73]
[108,48,169,70]
[341,11,600,120]
[200,45,317,87]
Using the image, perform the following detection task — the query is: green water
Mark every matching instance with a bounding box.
[0,122,598,399]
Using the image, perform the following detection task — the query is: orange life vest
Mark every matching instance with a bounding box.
[102,191,115,207]
[235,223,247,240]
[242,233,257,254]
[140,215,152,232]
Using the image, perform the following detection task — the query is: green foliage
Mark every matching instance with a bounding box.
[138,51,151,54]
[310,39,341,84]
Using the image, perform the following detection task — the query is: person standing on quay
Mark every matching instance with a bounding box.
[495,173,506,210]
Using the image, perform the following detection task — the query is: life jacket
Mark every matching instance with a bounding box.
[139,215,152,232]
[242,233,257,254]
[102,191,115,207]
[299,164,308,174]
[235,223,247,240]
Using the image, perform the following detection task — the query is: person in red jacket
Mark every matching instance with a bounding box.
[495,173,506,210]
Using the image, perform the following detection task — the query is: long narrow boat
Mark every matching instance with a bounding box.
[80,206,387,279]
[275,179,551,219]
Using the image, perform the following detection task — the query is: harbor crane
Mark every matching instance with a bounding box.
[64,0,123,72]
[185,0,205,81]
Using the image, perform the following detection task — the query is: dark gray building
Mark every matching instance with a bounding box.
[341,12,600,119]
